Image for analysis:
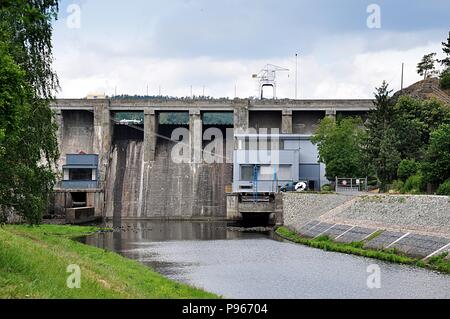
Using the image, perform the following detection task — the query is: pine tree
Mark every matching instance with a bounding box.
[417,53,437,79]
[366,82,399,191]
[440,31,450,67]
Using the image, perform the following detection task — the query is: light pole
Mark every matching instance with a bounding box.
[295,53,299,99]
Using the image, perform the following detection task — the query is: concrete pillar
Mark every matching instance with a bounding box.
[93,100,111,188]
[281,109,293,134]
[233,104,249,134]
[144,109,158,162]
[189,109,202,163]
[326,109,337,120]
[274,193,284,226]
[54,109,64,170]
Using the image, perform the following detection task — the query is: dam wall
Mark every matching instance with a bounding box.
[105,139,232,219]
[51,98,373,219]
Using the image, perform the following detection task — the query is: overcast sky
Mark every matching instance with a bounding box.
[53,0,450,99]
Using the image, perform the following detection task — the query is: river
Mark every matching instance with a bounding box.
[82,220,450,299]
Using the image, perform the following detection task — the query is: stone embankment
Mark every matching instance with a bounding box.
[282,193,450,259]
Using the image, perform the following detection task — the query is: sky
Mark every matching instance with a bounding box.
[53,0,450,99]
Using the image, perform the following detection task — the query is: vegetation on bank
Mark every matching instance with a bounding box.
[0,225,217,299]
[0,1,60,224]
[275,227,450,274]
[312,32,450,195]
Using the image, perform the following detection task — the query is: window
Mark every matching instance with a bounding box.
[69,169,93,181]
[240,165,255,181]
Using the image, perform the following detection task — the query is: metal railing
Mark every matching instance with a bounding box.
[335,177,368,193]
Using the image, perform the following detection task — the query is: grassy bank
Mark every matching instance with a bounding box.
[0,224,218,299]
[275,226,450,274]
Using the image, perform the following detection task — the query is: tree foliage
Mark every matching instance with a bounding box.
[397,159,419,181]
[311,116,368,180]
[0,1,59,224]
[417,53,437,79]
[440,31,450,68]
[440,67,450,90]
[366,81,450,191]
[365,82,400,189]
[421,124,450,186]
[392,96,450,158]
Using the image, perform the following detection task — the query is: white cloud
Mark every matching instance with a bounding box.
[54,31,444,99]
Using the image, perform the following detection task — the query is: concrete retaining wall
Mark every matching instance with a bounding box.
[283,193,450,238]
[326,195,450,237]
[282,193,355,232]
[282,193,450,258]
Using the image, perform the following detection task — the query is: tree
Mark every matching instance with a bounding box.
[392,96,450,158]
[417,53,437,79]
[312,117,368,180]
[440,31,450,68]
[366,82,401,190]
[397,159,419,181]
[422,124,450,186]
[0,1,59,224]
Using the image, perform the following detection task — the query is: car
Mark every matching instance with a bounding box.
[280,181,308,192]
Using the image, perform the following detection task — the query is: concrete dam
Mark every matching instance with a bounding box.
[50,98,373,221]
[105,138,232,219]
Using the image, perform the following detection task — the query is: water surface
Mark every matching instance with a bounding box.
[83,220,450,299]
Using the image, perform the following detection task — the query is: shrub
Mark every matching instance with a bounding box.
[437,179,450,196]
[397,159,419,181]
[321,184,333,192]
[422,124,450,185]
[391,180,405,193]
[403,174,425,194]
[440,68,450,89]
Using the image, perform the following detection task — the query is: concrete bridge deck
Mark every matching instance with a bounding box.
[51,98,374,112]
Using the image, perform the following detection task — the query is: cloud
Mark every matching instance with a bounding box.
[53,1,450,98]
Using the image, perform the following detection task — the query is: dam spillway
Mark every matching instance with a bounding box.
[105,138,232,219]
[50,98,373,221]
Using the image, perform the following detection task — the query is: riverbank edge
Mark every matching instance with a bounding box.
[275,226,450,275]
[0,224,218,299]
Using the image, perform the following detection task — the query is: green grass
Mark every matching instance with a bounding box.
[0,224,218,299]
[428,253,450,273]
[276,227,450,274]
[277,227,450,274]
[276,227,416,264]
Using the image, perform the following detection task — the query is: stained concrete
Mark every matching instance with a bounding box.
[105,139,232,219]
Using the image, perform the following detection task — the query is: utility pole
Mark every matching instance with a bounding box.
[146,84,149,96]
[295,53,299,99]
[190,85,193,99]
[234,84,237,99]
[202,86,205,97]
[159,85,161,96]
[401,62,404,92]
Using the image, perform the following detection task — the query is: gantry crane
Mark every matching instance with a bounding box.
[253,64,289,99]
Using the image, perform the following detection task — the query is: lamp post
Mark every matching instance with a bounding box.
[295,53,299,99]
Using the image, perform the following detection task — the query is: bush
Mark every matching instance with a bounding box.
[403,174,425,194]
[397,159,419,181]
[321,184,333,192]
[422,124,450,185]
[391,180,405,193]
[437,180,450,196]
[440,68,450,89]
